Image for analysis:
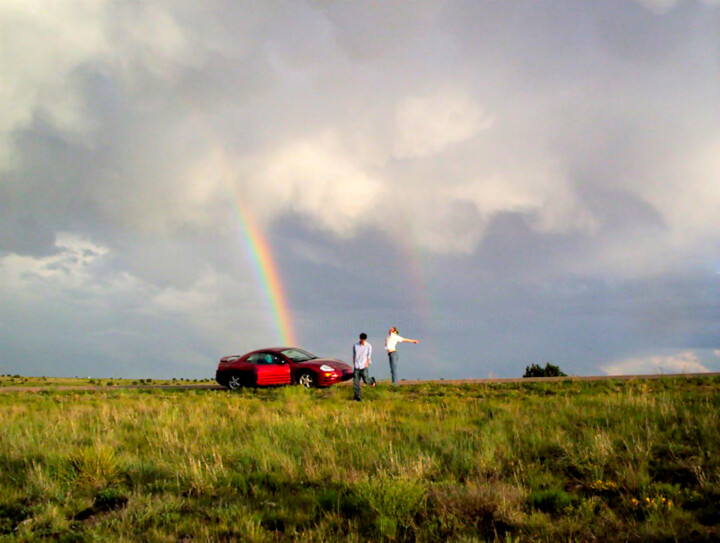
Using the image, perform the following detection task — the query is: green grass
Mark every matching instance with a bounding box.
[0,377,718,541]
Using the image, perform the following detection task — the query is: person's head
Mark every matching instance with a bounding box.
[359,333,367,343]
[389,326,398,334]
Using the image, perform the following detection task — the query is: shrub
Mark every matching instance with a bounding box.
[70,446,120,490]
[523,363,567,378]
[93,487,129,511]
[528,489,578,515]
[356,478,426,539]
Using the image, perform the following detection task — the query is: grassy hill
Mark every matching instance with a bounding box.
[1,377,718,541]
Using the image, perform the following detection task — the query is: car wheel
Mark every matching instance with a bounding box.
[297,372,317,388]
[227,373,244,390]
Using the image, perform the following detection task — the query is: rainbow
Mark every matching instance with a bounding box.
[232,202,296,347]
[393,217,440,363]
[394,213,433,327]
[176,83,296,346]
[207,145,296,346]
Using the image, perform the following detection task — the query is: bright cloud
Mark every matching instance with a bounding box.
[635,0,720,13]
[601,351,712,376]
[393,89,493,159]
[0,233,110,297]
[248,132,384,236]
[0,2,107,167]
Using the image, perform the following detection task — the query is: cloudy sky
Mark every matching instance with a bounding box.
[2,0,720,380]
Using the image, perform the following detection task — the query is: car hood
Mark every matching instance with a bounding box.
[297,358,351,371]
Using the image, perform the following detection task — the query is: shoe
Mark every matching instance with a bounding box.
[371,377,376,388]
[354,397,361,401]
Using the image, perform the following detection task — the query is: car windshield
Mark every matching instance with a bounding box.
[280,348,317,362]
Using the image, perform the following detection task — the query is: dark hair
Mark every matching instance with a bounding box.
[359,333,367,340]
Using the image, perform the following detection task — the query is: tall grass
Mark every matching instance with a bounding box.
[0,378,718,541]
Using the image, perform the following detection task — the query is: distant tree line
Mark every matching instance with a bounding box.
[523,363,567,378]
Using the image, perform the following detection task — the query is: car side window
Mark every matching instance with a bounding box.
[248,353,283,365]
[266,354,283,364]
[247,353,265,365]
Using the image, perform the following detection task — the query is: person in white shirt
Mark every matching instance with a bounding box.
[385,326,419,386]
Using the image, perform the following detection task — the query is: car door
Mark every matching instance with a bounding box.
[249,352,292,386]
[228,357,255,386]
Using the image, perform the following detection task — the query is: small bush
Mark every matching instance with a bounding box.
[70,446,120,490]
[523,363,567,378]
[93,487,129,511]
[356,478,426,539]
[528,489,578,515]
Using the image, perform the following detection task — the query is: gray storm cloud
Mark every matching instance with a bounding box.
[1,0,720,378]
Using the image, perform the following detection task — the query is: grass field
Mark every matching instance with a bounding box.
[0,376,718,542]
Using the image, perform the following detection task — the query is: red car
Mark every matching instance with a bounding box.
[216,347,353,389]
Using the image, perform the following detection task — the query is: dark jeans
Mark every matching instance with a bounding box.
[353,367,370,399]
[388,351,399,386]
